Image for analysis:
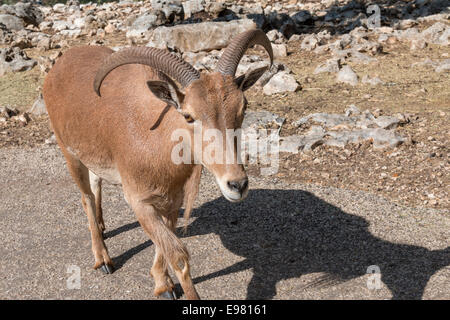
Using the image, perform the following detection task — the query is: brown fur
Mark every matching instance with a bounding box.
[43,45,260,300]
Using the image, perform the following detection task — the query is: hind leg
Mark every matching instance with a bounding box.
[61,148,114,274]
[151,213,178,299]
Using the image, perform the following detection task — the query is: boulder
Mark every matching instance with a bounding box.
[267,11,292,31]
[52,20,70,31]
[183,0,205,18]
[205,1,225,16]
[38,21,53,32]
[290,10,313,26]
[147,19,256,52]
[266,29,285,44]
[130,11,165,33]
[11,33,32,49]
[435,59,450,73]
[302,126,326,151]
[0,23,14,44]
[235,54,269,75]
[421,22,449,45]
[412,57,450,73]
[151,0,183,22]
[336,65,358,86]
[263,71,300,95]
[247,13,267,30]
[326,128,404,149]
[36,37,51,51]
[104,23,116,34]
[255,62,289,88]
[293,108,405,150]
[242,110,285,130]
[361,75,384,85]
[300,34,319,51]
[29,94,47,116]
[279,135,304,153]
[72,17,86,29]
[373,116,400,129]
[52,3,66,14]
[0,2,43,26]
[59,29,81,38]
[314,58,340,74]
[333,49,377,64]
[0,14,24,31]
[0,47,36,76]
[272,43,287,58]
[410,39,427,50]
[345,104,361,117]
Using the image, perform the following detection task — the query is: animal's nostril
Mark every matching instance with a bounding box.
[227,180,240,192]
[227,178,249,194]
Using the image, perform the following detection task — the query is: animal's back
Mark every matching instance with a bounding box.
[43,45,113,117]
[43,46,171,175]
[43,46,115,150]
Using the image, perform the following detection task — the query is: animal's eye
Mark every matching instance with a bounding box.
[183,114,195,123]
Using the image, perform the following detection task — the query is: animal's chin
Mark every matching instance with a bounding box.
[221,188,249,203]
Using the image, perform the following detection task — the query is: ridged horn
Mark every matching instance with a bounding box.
[93,47,200,96]
[216,29,273,77]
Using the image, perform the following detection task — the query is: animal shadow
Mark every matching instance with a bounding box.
[183,189,449,299]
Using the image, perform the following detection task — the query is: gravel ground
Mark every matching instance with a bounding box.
[0,145,449,300]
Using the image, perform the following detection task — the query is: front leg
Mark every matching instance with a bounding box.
[129,197,200,300]
[151,246,176,299]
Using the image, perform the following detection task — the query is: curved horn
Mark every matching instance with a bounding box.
[216,29,273,77]
[93,47,200,96]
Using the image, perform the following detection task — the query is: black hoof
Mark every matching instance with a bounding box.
[100,264,114,274]
[159,290,176,300]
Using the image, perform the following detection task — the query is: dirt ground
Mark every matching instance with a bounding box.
[1,146,449,300]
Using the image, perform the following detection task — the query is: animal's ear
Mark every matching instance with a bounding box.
[235,66,269,92]
[146,80,184,109]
